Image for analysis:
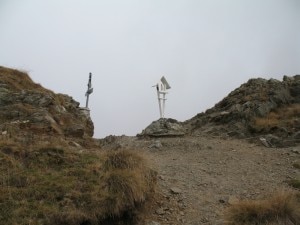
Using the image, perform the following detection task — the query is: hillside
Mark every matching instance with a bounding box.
[0,66,94,139]
[0,67,156,225]
[1,66,299,225]
[184,75,300,147]
[103,75,300,225]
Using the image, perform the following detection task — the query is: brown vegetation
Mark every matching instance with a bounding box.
[224,191,300,225]
[0,66,45,91]
[0,139,156,225]
[252,104,300,132]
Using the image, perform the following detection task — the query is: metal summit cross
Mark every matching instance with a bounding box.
[85,72,93,108]
[153,76,171,119]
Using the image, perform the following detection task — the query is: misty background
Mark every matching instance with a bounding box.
[0,0,299,138]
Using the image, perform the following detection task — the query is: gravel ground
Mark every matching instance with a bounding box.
[102,135,300,225]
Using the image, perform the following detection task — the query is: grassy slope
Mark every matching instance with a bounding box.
[0,139,156,225]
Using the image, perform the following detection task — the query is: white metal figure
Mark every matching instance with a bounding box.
[154,76,171,118]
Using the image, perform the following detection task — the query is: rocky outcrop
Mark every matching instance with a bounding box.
[0,66,93,138]
[139,118,185,137]
[185,75,300,147]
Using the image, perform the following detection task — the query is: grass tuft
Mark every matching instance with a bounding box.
[101,150,157,218]
[102,170,146,216]
[103,149,144,171]
[224,191,300,225]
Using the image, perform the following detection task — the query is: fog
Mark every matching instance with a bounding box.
[0,0,299,138]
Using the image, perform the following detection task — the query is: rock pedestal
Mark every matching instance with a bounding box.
[139,118,185,137]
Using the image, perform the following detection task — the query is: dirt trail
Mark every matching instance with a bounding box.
[132,136,300,225]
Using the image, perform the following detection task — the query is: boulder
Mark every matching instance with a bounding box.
[139,118,185,137]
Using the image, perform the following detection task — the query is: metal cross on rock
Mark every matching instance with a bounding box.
[85,72,93,108]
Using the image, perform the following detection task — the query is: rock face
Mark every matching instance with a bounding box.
[185,75,300,147]
[139,118,185,137]
[0,66,94,138]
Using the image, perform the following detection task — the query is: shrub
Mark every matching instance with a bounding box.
[101,150,157,218]
[224,191,300,225]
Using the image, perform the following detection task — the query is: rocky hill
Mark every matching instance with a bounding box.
[184,75,300,147]
[0,66,94,139]
[1,66,299,225]
[102,75,300,225]
[0,66,156,225]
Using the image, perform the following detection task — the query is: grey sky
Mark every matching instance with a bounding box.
[0,0,299,138]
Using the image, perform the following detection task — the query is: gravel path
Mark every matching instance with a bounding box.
[138,136,300,225]
[99,135,300,224]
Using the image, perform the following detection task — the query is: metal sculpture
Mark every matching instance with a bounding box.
[153,76,171,118]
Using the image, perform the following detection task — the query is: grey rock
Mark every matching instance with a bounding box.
[0,87,9,93]
[147,221,161,225]
[23,92,54,107]
[265,134,282,147]
[155,208,166,215]
[139,118,185,137]
[68,141,81,148]
[228,196,239,205]
[260,135,284,148]
[283,75,294,82]
[148,140,162,149]
[291,149,300,154]
[259,137,271,148]
[170,187,182,194]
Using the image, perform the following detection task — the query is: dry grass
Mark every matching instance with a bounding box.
[252,104,300,132]
[0,66,155,224]
[0,66,45,91]
[101,150,157,219]
[0,139,157,225]
[224,191,300,225]
[0,66,68,113]
[103,149,145,171]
